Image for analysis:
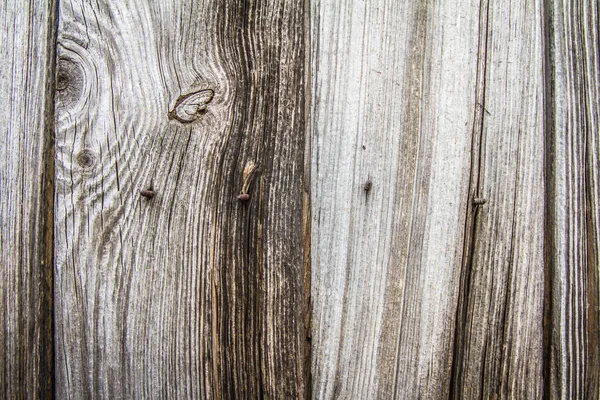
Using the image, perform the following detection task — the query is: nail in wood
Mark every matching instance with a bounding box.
[140,189,155,199]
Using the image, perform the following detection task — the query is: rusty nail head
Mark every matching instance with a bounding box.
[140,189,155,199]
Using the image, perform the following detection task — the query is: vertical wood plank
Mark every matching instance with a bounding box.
[53,1,308,398]
[450,0,546,397]
[0,1,57,398]
[310,1,482,398]
[544,0,600,397]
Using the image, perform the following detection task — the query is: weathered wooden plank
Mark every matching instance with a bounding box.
[0,1,57,398]
[450,0,546,397]
[310,1,482,398]
[53,1,308,398]
[544,0,600,397]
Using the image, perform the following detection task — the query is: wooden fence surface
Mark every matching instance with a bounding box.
[53,1,308,398]
[310,0,546,398]
[0,1,56,397]
[1,0,598,399]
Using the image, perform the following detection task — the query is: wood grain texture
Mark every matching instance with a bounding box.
[311,0,599,398]
[0,1,57,398]
[53,1,308,398]
[544,0,600,397]
[310,1,482,398]
[451,0,546,398]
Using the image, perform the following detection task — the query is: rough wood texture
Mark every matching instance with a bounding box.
[544,0,600,397]
[451,0,546,397]
[0,1,57,398]
[53,1,308,398]
[311,1,481,398]
[311,0,599,399]
[2,0,597,398]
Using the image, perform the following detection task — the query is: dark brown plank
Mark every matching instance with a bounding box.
[544,0,600,397]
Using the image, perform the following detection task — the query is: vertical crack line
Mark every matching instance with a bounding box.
[581,1,600,395]
[449,0,490,398]
[255,176,264,400]
[302,0,312,397]
[541,0,556,398]
[42,0,60,398]
[209,177,221,400]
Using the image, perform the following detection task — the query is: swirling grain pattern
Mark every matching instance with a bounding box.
[2,0,599,398]
[53,1,308,398]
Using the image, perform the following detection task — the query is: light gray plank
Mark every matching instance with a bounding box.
[0,1,57,398]
[310,1,482,397]
[54,1,308,398]
[450,0,546,397]
[544,0,600,397]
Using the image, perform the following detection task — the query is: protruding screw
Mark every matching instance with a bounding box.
[473,197,487,205]
[364,180,373,192]
[238,193,250,202]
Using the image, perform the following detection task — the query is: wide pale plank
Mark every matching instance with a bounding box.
[544,0,600,397]
[450,0,546,397]
[310,1,481,398]
[54,1,308,398]
[0,1,57,398]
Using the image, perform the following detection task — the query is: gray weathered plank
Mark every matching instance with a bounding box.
[310,1,482,398]
[544,0,600,397]
[450,0,546,397]
[0,1,57,398]
[311,0,600,398]
[53,1,308,398]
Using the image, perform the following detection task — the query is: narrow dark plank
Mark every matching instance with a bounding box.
[544,0,600,397]
[53,1,308,398]
[0,1,57,398]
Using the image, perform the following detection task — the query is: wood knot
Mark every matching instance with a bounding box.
[76,149,95,168]
[55,57,84,109]
[168,89,214,123]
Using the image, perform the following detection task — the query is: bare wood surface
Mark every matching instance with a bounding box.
[451,0,546,397]
[3,1,597,398]
[544,0,600,397]
[53,1,308,398]
[311,0,599,398]
[310,1,481,398]
[0,1,57,398]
